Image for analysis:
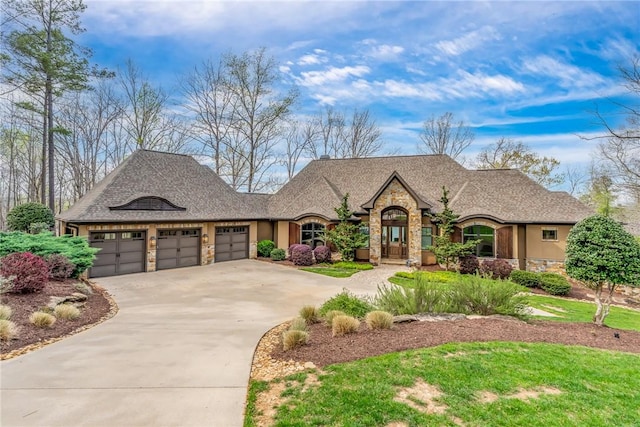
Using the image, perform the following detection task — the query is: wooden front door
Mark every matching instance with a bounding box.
[381,207,409,260]
[382,225,407,259]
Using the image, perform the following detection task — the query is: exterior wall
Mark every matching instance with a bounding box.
[257,221,273,242]
[526,259,566,273]
[369,178,422,266]
[526,224,572,260]
[276,221,289,249]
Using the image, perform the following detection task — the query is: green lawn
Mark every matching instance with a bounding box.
[246,342,640,427]
[301,262,373,278]
[528,295,640,332]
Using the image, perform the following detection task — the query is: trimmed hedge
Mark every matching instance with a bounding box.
[313,245,332,263]
[540,272,571,296]
[7,203,54,232]
[270,248,286,261]
[257,240,276,258]
[290,244,313,266]
[510,270,541,288]
[0,232,98,277]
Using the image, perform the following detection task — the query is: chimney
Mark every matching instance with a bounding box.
[319,154,330,160]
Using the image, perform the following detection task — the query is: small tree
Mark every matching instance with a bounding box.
[566,215,640,325]
[428,187,479,270]
[325,194,368,262]
[6,202,54,233]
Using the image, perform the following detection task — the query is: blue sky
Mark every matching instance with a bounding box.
[80,0,640,177]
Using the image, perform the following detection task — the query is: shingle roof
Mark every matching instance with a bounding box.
[59,150,593,225]
[269,155,593,223]
[58,150,257,223]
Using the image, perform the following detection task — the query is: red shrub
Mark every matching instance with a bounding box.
[480,258,513,280]
[0,252,49,293]
[290,244,313,266]
[46,253,75,281]
[458,255,479,274]
[313,245,332,263]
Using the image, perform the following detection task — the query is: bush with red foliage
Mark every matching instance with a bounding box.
[480,258,513,280]
[290,244,313,266]
[313,245,332,263]
[0,252,49,293]
[458,255,479,274]
[46,253,75,281]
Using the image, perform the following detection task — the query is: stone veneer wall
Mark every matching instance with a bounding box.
[369,178,422,266]
[526,258,566,274]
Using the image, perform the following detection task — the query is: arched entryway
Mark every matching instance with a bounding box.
[381,207,408,260]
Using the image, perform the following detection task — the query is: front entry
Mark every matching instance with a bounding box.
[381,207,408,260]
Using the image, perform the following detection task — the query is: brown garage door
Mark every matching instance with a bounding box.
[215,227,248,262]
[90,231,146,278]
[156,229,201,270]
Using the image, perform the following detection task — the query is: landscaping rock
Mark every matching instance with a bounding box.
[393,315,420,323]
[47,293,89,310]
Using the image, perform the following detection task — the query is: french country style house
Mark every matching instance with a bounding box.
[57,150,592,278]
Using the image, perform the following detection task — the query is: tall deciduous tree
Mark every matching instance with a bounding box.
[589,57,640,201]
[566,215,640,325]
[418,112,474,160]
[2,0,105,211]
[225,48,298,192]
[475,137,563,188]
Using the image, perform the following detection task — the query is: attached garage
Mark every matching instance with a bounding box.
[89,231,146,278]
[156,229,201,270]
[215,226,248,262]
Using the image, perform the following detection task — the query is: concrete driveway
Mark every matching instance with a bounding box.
[1,260,391,427]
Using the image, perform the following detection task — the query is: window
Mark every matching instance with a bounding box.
[359,223,370,248]
[463,225,495,257]
[542,228,558,241]
[92,232,116,240]
[382,208,407,221]
[301,222,325,248]
[121,231,143,240]
[421,226,433,250]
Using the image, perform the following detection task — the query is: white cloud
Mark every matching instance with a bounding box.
[298,55,322,65]
[368,44,405,60]
[434,25,502,56]
[296,65,371,86]
[522,55,606,89]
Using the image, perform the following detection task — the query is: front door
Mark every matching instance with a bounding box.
[382,226,407,259]
[381,207,409,260]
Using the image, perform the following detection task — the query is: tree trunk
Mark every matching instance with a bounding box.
[592,282,615,326]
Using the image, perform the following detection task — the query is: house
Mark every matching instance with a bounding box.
[57,149,593,277]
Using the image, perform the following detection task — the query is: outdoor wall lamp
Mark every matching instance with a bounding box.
[202,234,209,244]
[149,235,156,248]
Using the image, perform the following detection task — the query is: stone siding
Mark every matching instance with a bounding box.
[369,178,422,266]
[526,258,566,274]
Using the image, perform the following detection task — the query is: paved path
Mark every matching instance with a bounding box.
[1,260,396,427]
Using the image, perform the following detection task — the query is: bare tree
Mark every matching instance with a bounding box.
[224,48,298,192]
[475,137,563,188]
[307,107,382,159]
[418,112,474,160]
[584,57,640,202]
[563,164,588,196]
[181,59,236,175]
[280,119,317,179]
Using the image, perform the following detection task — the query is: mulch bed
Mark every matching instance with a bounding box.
[1,280,113,356]
[272,318,640,367]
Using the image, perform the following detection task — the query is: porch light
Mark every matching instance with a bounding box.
[202,234,209,244]
[149,235,156,248]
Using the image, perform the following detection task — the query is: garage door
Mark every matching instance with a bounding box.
[215,227,248,262]
[156,229,201,270]
[90,231,146,278]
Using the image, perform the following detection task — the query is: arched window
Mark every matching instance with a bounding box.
[301,222,325,248]
[382,208,408,222]
[463,225,495,257]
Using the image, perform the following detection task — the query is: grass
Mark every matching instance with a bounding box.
[248,342,640,426]
[0,304,13,320]
[54,304,81,320]
[528,295,640,332]
[29,311,56,328]
[0,319,18,341]
[389,271,460,288]
[244,380,269,427]
[301,261,374,278]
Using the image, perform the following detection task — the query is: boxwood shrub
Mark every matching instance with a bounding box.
[270,248,286,261]
[539,272,571,296]
[257,240,275,258]
[510,270,541,288]
[313,245,331,263]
